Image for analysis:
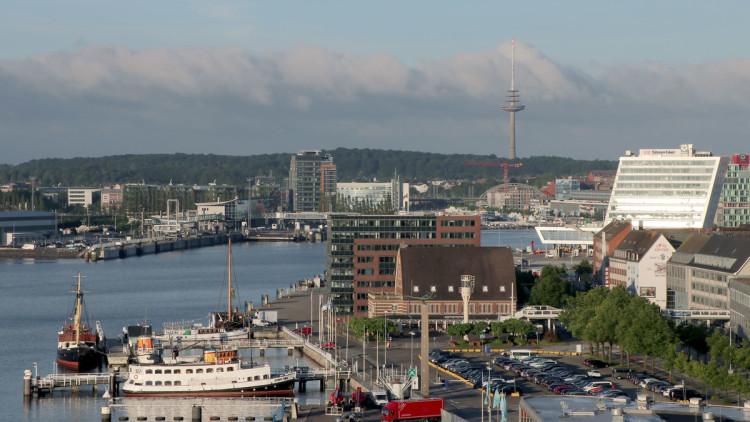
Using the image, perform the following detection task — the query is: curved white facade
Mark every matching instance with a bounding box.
[606,145,729,229]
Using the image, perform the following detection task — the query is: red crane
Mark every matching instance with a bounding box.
[463,162,523,194]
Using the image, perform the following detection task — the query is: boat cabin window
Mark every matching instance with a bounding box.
[173,369,181,374]
[196,369,203,373]
[155,369,162,374]
[164,369,171,374]
[217,368,223,373]
[174,381,181,386]
[145,381,153,385]
[263,374,268,379]
[186,369,193,374]
[227,367,233,372]
[128,380,135,384]
[254,376,260,381]
[155,381,162,386]
[165,381,172,386]
[206,368,213,373]
[146,369,153,374]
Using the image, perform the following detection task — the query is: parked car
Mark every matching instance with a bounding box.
[335,411,364,422]
[587,369,602,378]
[612,367,632,379]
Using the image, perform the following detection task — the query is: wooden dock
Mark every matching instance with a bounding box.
[24,370,123,396]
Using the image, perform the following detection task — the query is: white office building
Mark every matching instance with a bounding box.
[606,144,729,229]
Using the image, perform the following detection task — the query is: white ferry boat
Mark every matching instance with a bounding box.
[122,349,296,397]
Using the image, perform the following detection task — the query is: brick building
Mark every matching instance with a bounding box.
[367,246,517,319]
[327,213,481,316]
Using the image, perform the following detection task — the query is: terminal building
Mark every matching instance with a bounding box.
[0,211,58,246]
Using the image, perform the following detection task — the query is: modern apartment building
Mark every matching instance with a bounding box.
[717,154,750,228]
[288,150,336,212]
[326,213,481,316]
[606,144,729,229]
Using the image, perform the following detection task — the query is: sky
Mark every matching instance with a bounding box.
[2,1,750,165]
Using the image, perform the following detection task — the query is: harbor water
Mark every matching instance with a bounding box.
[1,229,539,421]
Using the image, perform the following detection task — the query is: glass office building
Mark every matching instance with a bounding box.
[606,144,729,229]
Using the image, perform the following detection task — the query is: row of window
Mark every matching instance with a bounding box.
[406,303,512,314]
[440,232,476,239]
[413,284,505,293]
[141,366,235,375]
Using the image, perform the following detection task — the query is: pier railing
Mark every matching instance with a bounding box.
[35,372,112,389]
[155,338,305,350]
[281,327,345,368]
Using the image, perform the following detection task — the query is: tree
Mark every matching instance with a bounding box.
[447,323,473,339]
[529,265,572,307]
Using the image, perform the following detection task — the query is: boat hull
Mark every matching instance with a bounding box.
[123,379,296,398]
[57,345,101,371]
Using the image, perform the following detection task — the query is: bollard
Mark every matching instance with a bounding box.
[101,406,111,422]
[23,369,32,396]
[192,405,202,422]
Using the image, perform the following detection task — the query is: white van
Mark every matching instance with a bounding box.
[509,349,535,361]
[370,389,388,407]
[21,243,36,250]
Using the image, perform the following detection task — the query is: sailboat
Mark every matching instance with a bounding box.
[57,273,104,371]
[156,238,252,342]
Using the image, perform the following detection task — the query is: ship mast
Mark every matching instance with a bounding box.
[72,273,87,345]
[228,238,233,322]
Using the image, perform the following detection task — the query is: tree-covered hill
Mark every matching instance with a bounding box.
[0,149,617,187]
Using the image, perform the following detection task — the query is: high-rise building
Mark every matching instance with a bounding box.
[717,154,750,228]
[606,144,729,229]
[327,214,481,316]
[288,151,335,212]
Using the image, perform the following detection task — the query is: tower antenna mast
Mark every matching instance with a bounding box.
[501,37,525,160]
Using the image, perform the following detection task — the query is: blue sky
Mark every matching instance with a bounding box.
[2,1,750,165]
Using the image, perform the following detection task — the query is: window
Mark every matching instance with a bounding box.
[227,367,233,372]
[164,370,171,374]
[413,286,419,293]
[155,381,162,386]
[155,369,162,374]
[165,381,172,386]
[254,375,260,380]
[186,369,193,374]
[174,381,181,386]
[500,286,506,292]
[196,369,203,373]
[173,369,181,374]
[448,286,454,292]
[430,286,436,292]
[206,368,213,373]
[217,368,223,373]
[482,286,488,292]
[146,369,153,374]
[145,381,153,386]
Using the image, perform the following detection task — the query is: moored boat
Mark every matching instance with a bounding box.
[57,273,104,371]
[122,348,296,397]
[156,238,252,343]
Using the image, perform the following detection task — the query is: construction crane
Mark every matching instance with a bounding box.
[463,162,523,194]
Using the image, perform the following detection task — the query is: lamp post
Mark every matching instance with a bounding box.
[384,310,389,376]
[409,331,415,368]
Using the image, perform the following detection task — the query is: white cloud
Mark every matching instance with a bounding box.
[1,41,749,164]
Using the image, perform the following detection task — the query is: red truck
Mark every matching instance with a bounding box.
[380,398,443,422]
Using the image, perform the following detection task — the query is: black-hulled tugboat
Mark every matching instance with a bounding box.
[57,273,104,371]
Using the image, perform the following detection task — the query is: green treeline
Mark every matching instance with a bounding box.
[0,149,616,187]
[561,286,750,397]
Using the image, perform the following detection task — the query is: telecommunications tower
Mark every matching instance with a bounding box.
[500,38,525,160]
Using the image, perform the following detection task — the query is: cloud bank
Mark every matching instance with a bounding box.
[2,40,749,164]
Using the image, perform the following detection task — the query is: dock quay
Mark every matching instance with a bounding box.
[23,370,122,397]
[106,397,297,422]
[85,233,240,261]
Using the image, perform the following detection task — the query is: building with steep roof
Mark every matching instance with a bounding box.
[593,219,633,283]
[367,246,516,319]
[685,235,750,310]
[608,230,676,308]
[666,233,712,309]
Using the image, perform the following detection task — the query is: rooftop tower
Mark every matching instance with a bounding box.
[500,38,525,160]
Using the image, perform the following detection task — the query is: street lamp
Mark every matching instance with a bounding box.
[409,331,416,368]
[384,310,389,376]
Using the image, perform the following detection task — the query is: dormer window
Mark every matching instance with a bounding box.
[430,286,436,292]
[413,286,419,293]
[482,286,488,292]
[448,286,454,292]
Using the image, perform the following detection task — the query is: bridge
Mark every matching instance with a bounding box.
[514,305,562,330]
[661,309,730,321]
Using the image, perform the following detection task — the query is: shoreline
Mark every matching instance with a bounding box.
[0,247,81,260]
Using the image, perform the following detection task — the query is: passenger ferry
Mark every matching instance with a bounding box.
[122,349,297,397]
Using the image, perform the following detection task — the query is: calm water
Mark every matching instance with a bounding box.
[2,229,539,421]
[1,241,327,422]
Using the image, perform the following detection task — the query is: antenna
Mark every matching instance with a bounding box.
[500,37,525,160]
